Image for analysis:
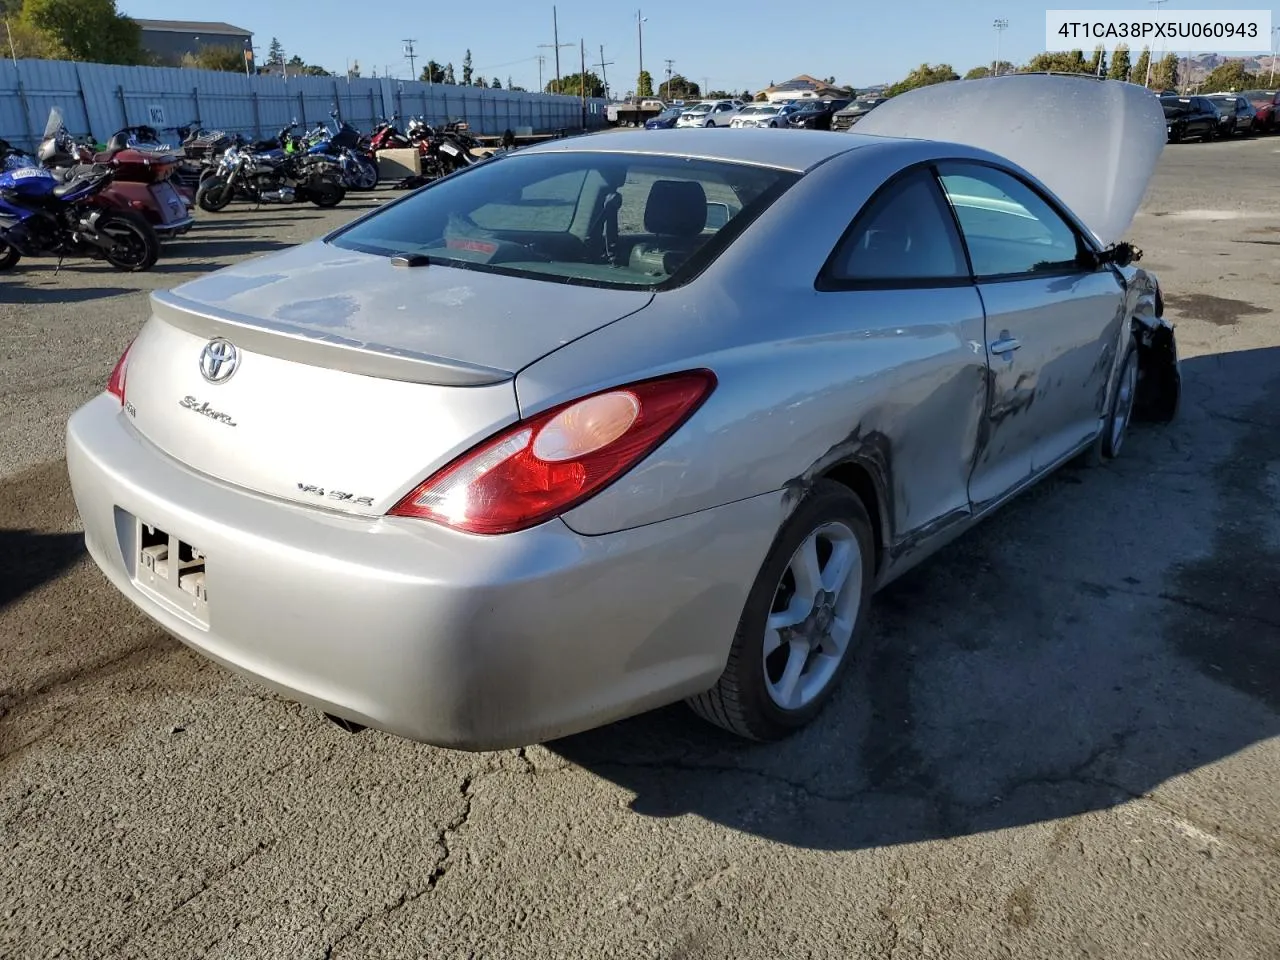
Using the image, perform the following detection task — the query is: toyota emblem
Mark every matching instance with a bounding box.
[199,338,239,384]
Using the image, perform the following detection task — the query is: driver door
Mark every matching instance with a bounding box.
[935,161,1127,509]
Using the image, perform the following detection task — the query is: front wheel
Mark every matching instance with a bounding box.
[0,241,20,271]
[353,160,379,190]
[687,480,875,741]
[309,181,346,207]
[196,177,234,212]
[98,212,160,272]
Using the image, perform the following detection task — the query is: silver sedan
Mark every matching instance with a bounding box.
[65,75,1181,750]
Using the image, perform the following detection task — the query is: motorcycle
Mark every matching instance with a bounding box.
[0,143,161,272]
[195,124,346,212]
[36,109,195,240]
[303,113,379,190]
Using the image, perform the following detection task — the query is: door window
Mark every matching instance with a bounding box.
[821,168,969,285]
[936,163,1084,279]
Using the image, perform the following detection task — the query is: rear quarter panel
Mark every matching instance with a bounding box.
[517,141,991,549]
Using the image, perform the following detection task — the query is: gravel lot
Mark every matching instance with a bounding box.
[2,136,1279,960]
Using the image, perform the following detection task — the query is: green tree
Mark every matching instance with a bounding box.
[461,49,473,85]
[1132,47,1151,85]
[546,70,605,97]
[20,0,143,64]
[1086,45,1107,76]
[443,62,455,84]
[491,76,501,88]
[1024,50,1090,73]
[1108,44,1132,81]
[420,60,444,83]
[885,62,959,96]
[659,73,700,99]
[965,66,991,79]
[267,37,283,66]
[1152,51,1179,90]
[184,44,245,72]
[1201,60,1257,92]
[474,75,487,87]
[637,69,653,96]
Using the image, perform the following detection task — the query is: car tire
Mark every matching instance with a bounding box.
[686,480,875,741]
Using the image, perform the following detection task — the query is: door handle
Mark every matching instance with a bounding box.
[990,336,1021,356]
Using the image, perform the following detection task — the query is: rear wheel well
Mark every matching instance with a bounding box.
[819,461,885,575]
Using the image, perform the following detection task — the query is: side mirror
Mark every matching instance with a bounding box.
[705,201,732,230]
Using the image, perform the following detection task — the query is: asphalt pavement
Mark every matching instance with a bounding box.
[1,137,1278,960]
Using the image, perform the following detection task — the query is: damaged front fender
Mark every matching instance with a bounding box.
[1125,266,1181,423]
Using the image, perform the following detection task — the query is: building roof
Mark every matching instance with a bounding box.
[133,20,253,36]
[758,75,851,98]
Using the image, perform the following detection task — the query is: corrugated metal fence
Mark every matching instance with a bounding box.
[0,59,609,150]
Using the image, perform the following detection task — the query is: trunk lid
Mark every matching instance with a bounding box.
[853,74,1165,248]
[121,240,654,516]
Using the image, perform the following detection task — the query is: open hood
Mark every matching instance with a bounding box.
[853,74,1166,248]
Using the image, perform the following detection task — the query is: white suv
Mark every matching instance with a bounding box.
[729,103,788,128]
[675,99,744,128]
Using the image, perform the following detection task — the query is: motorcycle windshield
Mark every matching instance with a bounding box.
[43,107,66,141]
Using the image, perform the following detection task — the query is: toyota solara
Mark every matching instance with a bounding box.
[66,75,1181,750]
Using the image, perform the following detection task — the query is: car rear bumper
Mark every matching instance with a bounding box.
[66,394,781,750]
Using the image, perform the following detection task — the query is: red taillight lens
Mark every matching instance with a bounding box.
[105,339,134,404]
[388,370,717,535]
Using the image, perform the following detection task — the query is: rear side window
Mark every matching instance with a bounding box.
[821,168,969,286]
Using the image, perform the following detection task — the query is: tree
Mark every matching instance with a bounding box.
[546,70,605,97]
[1024,50,1090,73]
[1201,60,1257,92]
[443,62,456,85]
[474,75,487,87]
[349,59,361,78]
[1086,45,1107,77]
[1152,51,1179,90]
[1132,47,1151,85]
[490,76,501,88]
[267,37,283,67]
[965,66,990,79]
[637,69,653,96]
[20,0,144,64]
[1108,44,1132,81]
[420,60,444,83]
[885,63,959,97]
[740,89,751,100]
[659,73,699,99]
[462,49,473,85]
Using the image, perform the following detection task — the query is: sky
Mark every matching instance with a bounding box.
[121,0,1279,93]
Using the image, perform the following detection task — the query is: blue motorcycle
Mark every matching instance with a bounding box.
[303,114,379,191]
[0,142,160,272]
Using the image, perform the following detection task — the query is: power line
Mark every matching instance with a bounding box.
[595,46,615,98]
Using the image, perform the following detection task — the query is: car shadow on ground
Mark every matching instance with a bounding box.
[0,529,84,611]
[547,346,1280,850]
[0,283,132,304]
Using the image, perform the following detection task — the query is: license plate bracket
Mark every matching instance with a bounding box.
[134,516,209,625]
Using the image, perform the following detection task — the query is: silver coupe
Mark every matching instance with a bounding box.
[66,75,1181,749]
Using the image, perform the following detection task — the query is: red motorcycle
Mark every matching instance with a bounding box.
[37,119,195,240]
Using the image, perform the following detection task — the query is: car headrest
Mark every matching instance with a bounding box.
[644,180,707,237]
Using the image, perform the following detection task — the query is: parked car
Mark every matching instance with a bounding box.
[1160,95,1221,142]
[1239,89,1280,132]
[676,99,744,128]
[788,98,852,130]
[65,74,1180,750]
[644,106,684,130]
[729,103,789,128]
[1205,94,1257,135]
[831,97,888,131]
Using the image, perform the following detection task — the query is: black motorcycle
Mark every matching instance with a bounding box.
[195,125,346,212]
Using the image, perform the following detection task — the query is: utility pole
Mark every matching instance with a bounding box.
[537,54,546,91]
[403,39,417,83]
[992,19,1008,76]
[1146,0,1166,87]
[539,7,572,92]
[580,37,587,129]
[663,58,674,98]
[595,45,614,99]
[637,10,648,97]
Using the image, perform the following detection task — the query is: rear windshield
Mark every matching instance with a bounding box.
[329,151,799,290]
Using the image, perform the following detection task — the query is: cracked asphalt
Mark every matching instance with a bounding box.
[2,137,1279,960]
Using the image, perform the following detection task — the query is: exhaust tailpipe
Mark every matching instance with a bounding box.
[324,712,367,734]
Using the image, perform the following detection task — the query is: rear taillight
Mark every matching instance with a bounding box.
[106,339,135,404]
[388,370,717,535]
